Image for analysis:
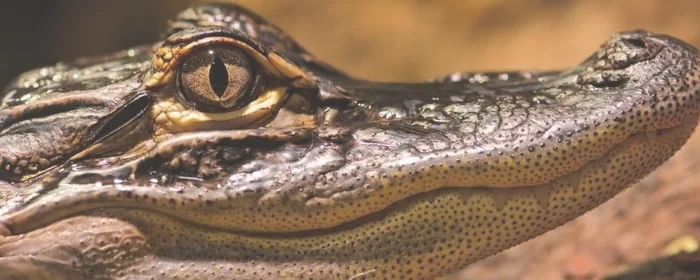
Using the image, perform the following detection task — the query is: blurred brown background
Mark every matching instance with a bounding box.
[2,0,699,86]
[2,1,700,279]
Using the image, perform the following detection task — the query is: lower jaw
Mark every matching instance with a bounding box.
[0,119,696,280]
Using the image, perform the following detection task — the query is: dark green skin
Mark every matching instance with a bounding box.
[0,3,699,280]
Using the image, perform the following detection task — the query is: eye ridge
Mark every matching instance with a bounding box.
[209,55,229,98]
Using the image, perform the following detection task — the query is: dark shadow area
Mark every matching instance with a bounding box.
[0,0,189,87]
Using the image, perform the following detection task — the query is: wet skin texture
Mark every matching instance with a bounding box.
[0,3,700,280]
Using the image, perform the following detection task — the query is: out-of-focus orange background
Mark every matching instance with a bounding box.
[2,0,699,85]
[2,1,700,279]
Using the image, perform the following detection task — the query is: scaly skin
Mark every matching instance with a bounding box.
[0,4,699,280]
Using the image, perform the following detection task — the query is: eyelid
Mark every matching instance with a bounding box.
[151,87,288,137]
[145,37,313,90]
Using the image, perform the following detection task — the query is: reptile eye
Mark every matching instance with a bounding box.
[178,47,260,112]
[147,28,316,136]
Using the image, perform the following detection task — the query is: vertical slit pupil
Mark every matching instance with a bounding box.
[209,56,229,97]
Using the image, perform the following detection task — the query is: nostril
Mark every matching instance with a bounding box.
[626,38,647,49]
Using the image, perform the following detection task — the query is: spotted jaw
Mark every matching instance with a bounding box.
[0,117,696,280]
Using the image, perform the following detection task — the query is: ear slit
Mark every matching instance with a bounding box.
[92,93,151,144]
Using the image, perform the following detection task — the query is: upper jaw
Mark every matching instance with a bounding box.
[0,30,696,186]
